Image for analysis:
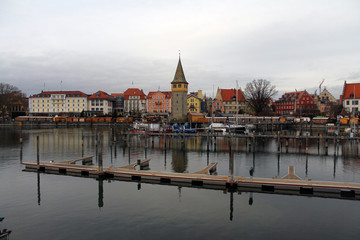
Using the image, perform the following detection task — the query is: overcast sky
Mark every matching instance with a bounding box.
[1,0,359,98]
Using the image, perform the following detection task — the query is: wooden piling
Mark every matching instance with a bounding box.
[325,138,329,155]
[81,134,84,157]
[36,135,40,169]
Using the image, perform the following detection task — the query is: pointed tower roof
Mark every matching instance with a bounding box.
[171,57,188,84]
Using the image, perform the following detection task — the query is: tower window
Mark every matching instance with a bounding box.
[173,85,177,88]
[178,84,181,88]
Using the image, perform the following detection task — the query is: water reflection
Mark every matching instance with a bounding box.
[37,172,41,206]
[98,179,104,208]
[171,149,188,173]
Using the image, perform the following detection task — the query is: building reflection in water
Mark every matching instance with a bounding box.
[171,149,188,173]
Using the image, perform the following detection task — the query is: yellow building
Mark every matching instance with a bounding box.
[187,94,201,113]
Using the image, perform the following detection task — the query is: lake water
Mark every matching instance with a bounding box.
[1,127,360,240]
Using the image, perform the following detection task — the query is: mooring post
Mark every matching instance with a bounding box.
[277,132,280,154]
[228,135,232,153]
[152,136,154,149]
[325,138,329,155]
[213,135,217,152]
[333,135,337,156]
[305,133,309,155]
[36,135,40,169]
[81,133,84,157]
[248,136,251,152]
[285,138,289,153]
[252,134,255,152]
[98,135,103,172]
[207,132,210,152]
[20,131,23,164]
[229,149,234,178]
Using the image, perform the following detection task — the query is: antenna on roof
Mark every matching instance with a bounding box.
[61,80,63,91]
[179,50,181,58]
[44,82,45,92]
[132,81,134,86]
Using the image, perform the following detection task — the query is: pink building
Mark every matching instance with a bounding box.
[146,91,172,113]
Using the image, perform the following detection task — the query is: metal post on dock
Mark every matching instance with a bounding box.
[285,138,289,153]
[36,135,40,169]
[152,136,154,149]
[333,135,337,156]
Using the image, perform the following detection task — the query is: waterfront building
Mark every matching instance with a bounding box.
[317,88,338,114]
[275,90,318,116]
[29,91,88,116]
[211,98,225,114]
[187,94,202,113]
[341,81,360,114]
[215,88,247,114]
[146,91,172,113]
[88,91,115,115]
[111,93,125,114]
[171,57,188,122]
[124,88,146,114]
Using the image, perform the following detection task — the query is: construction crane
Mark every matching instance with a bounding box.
[319,79,325,95]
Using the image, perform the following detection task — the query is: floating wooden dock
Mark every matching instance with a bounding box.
[22,159,360,200]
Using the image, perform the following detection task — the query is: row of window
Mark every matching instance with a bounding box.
[345,100,359,105]
[173,84,188,89]
[149,100,169,103]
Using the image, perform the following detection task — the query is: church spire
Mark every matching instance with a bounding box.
[171,56,188,84]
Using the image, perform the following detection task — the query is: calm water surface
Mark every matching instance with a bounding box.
[1,128,360,240]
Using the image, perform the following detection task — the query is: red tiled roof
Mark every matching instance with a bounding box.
[147,91,172,99]
[220,89,246,102]
[282,91,305,101]
[111,93,124,97]
[88,91,115,101]
[124,88,146,100]
[30,91,87,98]
[342,83,360,99]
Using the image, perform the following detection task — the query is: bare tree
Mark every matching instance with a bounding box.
[244,79,277,116]
[0,83,26,119]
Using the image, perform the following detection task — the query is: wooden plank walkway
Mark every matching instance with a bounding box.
[115,159,150,170]
[59,156,94,165]
[192,163,217,175]
[22,159,360,200]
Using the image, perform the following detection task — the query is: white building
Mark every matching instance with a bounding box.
[29,91,88,115]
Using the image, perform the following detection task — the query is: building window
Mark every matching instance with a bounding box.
[347,100,350,105]
[178,84,181,88]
